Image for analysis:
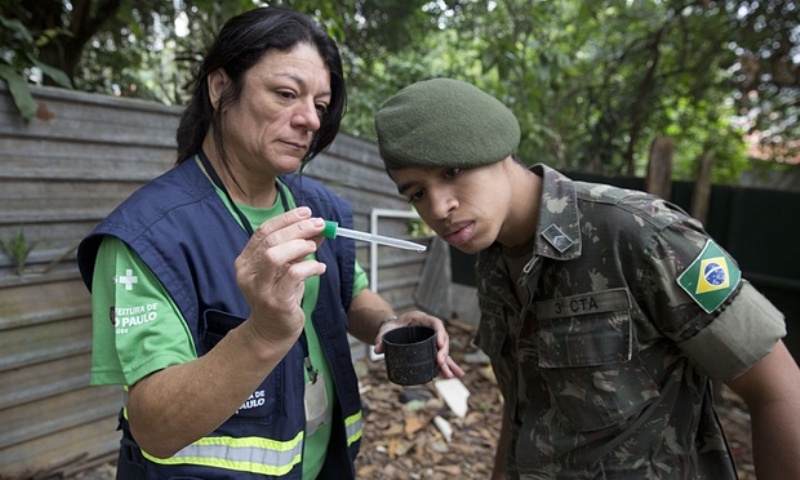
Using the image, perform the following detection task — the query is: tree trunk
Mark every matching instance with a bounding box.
[645,136,674,200]
[691,151,715,225]
[25,0,122,85]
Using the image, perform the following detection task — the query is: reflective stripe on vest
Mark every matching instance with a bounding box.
[140,411,361,476]
[142,432,304,476]
[345,410,362,446]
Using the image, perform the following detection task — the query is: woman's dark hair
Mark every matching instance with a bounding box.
[175,6,346,174]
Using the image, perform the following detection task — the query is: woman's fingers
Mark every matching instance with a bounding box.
[235,207,329,342]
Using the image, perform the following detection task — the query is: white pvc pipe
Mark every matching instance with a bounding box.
[368,208,421,294]
[367,208,421,361]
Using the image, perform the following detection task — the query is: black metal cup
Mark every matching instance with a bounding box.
[382,326,438,385]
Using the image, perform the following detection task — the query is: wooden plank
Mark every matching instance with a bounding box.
[0,82,180,115]
[0,180,142,222]
[0,352,94,410]
[0,87,181,147]
[0,221,98,256]
[0,115,180,146]
[0,138,175,181]
[0,385,122,450]
[305,156,400,197]
[326,132,381,159]
[0,407,120,479]
[0,276,89,331]
[0,316,92,372]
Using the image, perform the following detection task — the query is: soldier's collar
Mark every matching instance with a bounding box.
[530,164,581,260]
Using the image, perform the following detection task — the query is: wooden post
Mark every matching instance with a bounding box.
[691,151,715,225]
[645,136,674,200]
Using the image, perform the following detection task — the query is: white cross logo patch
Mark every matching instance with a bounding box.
[114,269,139,291]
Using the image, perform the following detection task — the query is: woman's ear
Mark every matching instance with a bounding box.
[207,69,230,111]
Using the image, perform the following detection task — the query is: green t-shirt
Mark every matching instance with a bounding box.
[90,175,368,479]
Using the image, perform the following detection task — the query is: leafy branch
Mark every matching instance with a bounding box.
[1,229,38,275]
[0,13,72,122]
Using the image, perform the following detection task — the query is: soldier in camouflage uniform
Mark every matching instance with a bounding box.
[374,78,800,479]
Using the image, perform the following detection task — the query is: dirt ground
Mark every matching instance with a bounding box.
[67,319,755,480]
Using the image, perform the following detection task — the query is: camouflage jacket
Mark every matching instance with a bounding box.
[474,164,785,479]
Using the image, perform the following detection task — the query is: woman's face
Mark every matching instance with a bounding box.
[210,42,331,179]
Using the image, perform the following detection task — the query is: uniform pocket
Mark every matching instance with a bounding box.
[535,289,659,431]
[202,309,278,425]
[203,309,243,351]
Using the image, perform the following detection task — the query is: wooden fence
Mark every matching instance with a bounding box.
[0,84,435,478]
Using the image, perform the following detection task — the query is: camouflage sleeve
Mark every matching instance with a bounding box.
[679,280,785,381]
[640,215,785,380]
[639,216,718,342]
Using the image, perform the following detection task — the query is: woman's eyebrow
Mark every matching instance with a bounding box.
[272,72,331,98]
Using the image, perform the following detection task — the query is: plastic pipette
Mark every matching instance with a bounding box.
[321,220,427,252]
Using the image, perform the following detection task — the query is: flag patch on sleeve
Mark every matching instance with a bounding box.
[676,240,741,313]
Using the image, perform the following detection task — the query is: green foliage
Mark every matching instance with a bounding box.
[3,0,795,183]
[407,217,433,239]
[0,6,72,121]
[659,95,750,184]
[73,0,226,104]
[1,229,38,275]
[377,0,796,182]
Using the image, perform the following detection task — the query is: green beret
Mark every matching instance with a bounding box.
[375,78,520,170]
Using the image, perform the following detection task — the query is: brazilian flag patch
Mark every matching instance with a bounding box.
[677,240,741,313]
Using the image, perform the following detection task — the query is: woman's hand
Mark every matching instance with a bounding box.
[235,206,326,345]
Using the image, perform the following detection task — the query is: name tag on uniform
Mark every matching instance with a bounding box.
[479,297,505,320]
[304,371,330,436]
[536,288,631,319]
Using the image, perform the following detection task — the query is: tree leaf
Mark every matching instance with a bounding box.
[28,56,73,88]
[0,15,34,43]
[0,66,36,122]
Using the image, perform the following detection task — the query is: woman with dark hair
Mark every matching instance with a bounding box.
[77,7,462,479]
[175,6,347,172]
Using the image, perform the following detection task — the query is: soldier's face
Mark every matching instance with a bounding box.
[391,160,514,254]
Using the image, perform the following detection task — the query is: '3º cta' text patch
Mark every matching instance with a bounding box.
[677,239,741,313]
